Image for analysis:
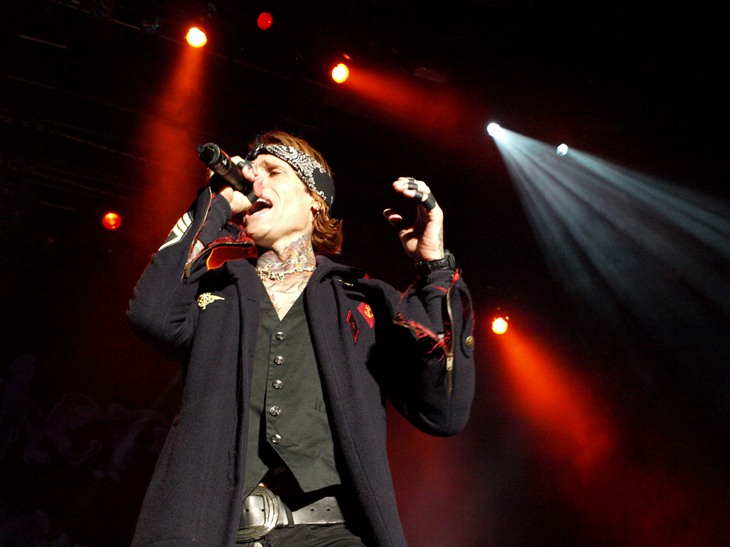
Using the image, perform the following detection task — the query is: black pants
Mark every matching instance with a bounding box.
[237,523,366,547]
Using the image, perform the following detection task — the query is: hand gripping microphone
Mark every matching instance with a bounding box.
[197,143,257,204]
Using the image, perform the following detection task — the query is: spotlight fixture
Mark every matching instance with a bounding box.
[492,315,509,335]
[186,26,207,48]
[331,62,350,84]
[102,211,123,230]
[556,143,569,156]
[490,308,510,335]
[486,122,503,137]
[257,12,274,30]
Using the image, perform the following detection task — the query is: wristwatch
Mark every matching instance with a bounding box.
[415,250,456,277]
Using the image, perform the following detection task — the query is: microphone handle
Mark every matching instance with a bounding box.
[197,142,257,207]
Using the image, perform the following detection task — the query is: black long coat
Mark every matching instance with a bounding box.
[127,189,476,546]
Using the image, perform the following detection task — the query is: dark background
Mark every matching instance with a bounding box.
[1,1,728,545]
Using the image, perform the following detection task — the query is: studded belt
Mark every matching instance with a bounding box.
[237,485,345,542]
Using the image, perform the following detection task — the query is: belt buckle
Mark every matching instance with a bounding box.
[237,485,279,542]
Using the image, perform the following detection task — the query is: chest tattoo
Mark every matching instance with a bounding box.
[262,274,310,319]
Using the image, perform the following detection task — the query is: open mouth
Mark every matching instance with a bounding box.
[247,197,272,215]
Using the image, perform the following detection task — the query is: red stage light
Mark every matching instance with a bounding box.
[186,26,207,48]
[102,211,123,230]
[331,63,350,84]
[257,12,274,30]
[491,316,509,335]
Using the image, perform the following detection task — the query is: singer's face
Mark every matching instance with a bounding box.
[243,154,316,250]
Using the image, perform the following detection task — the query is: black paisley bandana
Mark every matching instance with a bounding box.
[247,143,335,207]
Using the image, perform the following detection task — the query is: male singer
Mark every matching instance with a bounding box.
[127,130,475,546]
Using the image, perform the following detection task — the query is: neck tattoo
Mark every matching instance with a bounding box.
[255,236,316,282]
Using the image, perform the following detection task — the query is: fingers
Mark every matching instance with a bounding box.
[394,176,431,195]
[231,155,257,183]
[382,208,405,230]
[220,187,256,214]
[393,177,438,211]
[421,193,437,210]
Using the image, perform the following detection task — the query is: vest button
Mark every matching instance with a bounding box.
[269,406,281,416]
[272,379,283,389]
[274,355,284,365]
[275,331,285,341]
[270,433,281,444]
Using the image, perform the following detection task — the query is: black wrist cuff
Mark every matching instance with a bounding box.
[415,250,456,277]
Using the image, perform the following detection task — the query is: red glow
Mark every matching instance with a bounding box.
[102,211,122,230]
[339,65,471,138]
[489,322,727,544]
[135,38,207,248]
[257,12,273,30]
[494,327,615,476]
[387,410,485,545]
[186,26,207,48]
[206,245,256,270]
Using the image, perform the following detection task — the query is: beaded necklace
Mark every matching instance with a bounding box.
[256,265,315,282]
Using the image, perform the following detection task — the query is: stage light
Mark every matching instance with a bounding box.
[186,26,207,48]
[490,125,730,381]
[491,314,509,335]
[331,62,350,84]
[102,211,122,230]
[487,122,503,137]
[556,143,569,156]
[257,12,273,30]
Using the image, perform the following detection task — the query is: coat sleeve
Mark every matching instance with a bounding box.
[126,188,231,360]
[373,267,476,436]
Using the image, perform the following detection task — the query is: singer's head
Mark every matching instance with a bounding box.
[244,130,343,255]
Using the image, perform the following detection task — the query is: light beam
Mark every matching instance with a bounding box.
[490,127,730,387]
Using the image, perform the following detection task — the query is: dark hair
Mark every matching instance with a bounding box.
[250,131,343,254]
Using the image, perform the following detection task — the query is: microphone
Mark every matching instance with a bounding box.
[197,142,258,207]
[197,142,248,191]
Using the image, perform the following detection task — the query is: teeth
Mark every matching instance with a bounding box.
[249,197,272,214]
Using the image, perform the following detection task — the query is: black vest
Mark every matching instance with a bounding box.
[243,283,341,495]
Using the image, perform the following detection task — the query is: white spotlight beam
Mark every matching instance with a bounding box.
[491,127,730,391]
